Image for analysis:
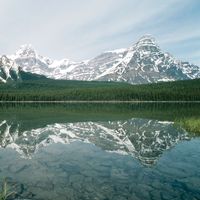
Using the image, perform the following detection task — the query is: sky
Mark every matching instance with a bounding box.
[0,0,200,65]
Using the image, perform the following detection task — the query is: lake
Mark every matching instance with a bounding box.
[0,103,200,200]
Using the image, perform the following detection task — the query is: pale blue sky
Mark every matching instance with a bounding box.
[0,0,199,65]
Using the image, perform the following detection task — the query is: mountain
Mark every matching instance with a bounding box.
[0,118,189,166]
[0,55,50,83]
[6,35,200,84]
[0,55,20,83]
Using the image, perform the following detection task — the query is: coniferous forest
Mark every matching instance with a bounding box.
[0,76,200,101]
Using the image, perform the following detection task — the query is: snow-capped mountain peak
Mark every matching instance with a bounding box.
[16,44,37,58]
[136,35,156,46]
[1,35,200,84]
[134,35,160,55]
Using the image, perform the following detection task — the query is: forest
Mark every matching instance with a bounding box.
[0,75,200,101]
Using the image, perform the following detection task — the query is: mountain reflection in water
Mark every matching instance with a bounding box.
[0,103,200,200]
[0,118,189,166]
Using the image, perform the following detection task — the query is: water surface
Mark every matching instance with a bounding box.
[0,103,200,200]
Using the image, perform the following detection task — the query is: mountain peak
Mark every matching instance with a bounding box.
[138,34,156,42]
[133,34,160,54]
[135,34,158,47]
[16,44,37,57]
[1,35,199,84]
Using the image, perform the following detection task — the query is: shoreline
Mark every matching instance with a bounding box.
[0,101,200,103]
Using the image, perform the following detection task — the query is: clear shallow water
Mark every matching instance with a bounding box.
[0,103,200,200]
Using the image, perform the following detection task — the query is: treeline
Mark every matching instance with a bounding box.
[0,78,200,101]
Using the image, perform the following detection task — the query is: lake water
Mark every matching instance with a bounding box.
[0,103,200,200]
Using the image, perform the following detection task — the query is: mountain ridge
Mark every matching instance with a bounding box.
[1,35,200,84]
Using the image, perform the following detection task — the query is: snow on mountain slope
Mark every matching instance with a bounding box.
[0,55,20,83]
[5,35,200,84]
[0,118,189,166]
[93,36,200,84]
